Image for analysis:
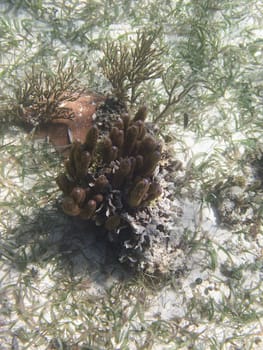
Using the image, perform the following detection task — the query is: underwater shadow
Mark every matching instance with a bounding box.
[11,202,133,290]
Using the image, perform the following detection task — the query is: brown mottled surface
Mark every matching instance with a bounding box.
[34,93,105,153]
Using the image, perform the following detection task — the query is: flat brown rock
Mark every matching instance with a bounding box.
[34,92,105,153]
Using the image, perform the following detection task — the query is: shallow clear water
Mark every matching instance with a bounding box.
[0,1,262,349]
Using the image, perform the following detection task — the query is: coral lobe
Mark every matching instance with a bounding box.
[57,106,163,263]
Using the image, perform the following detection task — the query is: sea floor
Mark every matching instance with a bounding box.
[0,1,263,349]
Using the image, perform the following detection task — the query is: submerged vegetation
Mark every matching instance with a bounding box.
[12,61,83,126]
[100,29,165,105]
[0,0,262,349]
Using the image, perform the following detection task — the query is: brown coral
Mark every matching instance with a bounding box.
[56,106,163,255]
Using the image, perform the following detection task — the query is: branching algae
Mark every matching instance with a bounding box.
[100,29,165,105]
[13,61,82,127]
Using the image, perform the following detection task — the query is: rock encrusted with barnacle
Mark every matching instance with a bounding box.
[56,106,167,267]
